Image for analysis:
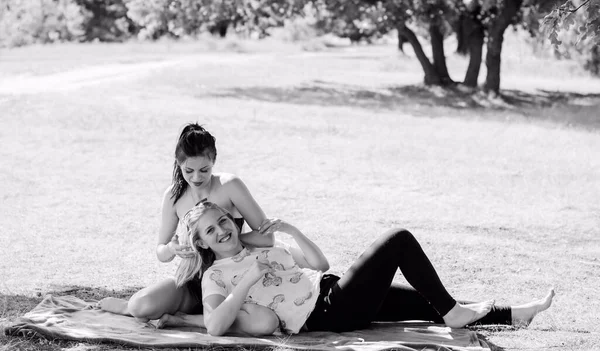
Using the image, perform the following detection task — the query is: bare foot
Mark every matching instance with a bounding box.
[98,297,131,316]
[511,289,555,327]
[135,316,151,323]
[443,300,494,328]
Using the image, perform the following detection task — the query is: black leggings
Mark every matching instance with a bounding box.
[305,229,511,332]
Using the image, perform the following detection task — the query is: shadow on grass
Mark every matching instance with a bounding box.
[476,333,506,351]
[1,285,142,319]
[210,80,600,129]
[470,325,514,351]
[1,285,143,351]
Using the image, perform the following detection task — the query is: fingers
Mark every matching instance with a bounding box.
[255,258,274,274]
[257,218,271,232]
[174,248,196,258]
[170,242,196,258]
[251,258,274,277]
[156,314,170,329]
[258,218,283,235]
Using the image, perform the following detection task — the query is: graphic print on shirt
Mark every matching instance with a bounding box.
[209,269,226,289]
[231,270,246,286]
[203,246,322,335]
[294,291,313,306]
[257,250,270,261]
[262,271,282,287]
[289,271,303,284]
[244,296,258,305]
[232,248,251,262]
[267,294,285,310]
[270,261,285,271]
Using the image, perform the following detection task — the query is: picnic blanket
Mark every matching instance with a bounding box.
[4,295,490,351]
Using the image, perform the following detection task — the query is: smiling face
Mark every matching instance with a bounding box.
[180,155,214,190]
[194,208,242,259]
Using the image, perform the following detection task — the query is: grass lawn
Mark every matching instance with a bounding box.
[1,33,599,351]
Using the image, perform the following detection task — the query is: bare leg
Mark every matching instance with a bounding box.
[442,300,495,328]
[511,289,555,327]
[98,278,199,321]
[98,297,130,315]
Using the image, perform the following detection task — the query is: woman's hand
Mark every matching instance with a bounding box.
[243,258,274,285]
[265,219,302,237]
[271,220,330,272]
[203,259,275,336]
[257,218,282,236]
[166,235,196,259]
[156,313,180,329]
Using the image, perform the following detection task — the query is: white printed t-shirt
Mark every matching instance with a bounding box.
[201,244,322,334]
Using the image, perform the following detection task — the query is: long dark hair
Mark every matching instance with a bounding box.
[171,123,217,204]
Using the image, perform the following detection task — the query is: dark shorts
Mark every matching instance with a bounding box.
[185,275,204,314]
[305,273,341,331]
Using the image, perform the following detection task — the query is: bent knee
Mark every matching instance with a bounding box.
[384,228,415,243]
[252,312,279,335]
[240,304,279,335]
[128,293,165,319]
[127,294,152,319]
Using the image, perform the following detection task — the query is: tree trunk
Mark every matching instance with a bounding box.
[484,0,523,94]
[397,23,441,85]
[209,20,229,37]
[429,20,453,85]
[454,14,469,56]
[398,31,407,53]
[463,14,485,87]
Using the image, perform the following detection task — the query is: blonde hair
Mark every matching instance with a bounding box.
[174,201,235,288]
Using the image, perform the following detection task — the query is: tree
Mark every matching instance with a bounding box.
[312,0,389,43]
[460,6,485,87]
[541,0,600,76]
[125,0,305,40]
[321,0,521,92]
[74,0,135,41]
[479,0,523,94]
[0,0,92,47]
[358,0,463,86]
[542,0,600,47]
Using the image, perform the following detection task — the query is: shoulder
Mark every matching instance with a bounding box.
[161,185,177,211]
[163,184,175,198]
[214,172,242,185]
[214,173,247,192]
[202,266,221,282]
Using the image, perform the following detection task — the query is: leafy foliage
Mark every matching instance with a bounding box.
[311,0,466,42]
[0,0,88,47]
[75,0,133,41]
[311,0,392,42]
[125,0,306,39]
[541,0,600,46]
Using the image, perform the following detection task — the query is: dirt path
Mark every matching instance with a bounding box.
[0,53,267,95]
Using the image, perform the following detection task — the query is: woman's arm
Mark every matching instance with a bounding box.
[224,175,275,247]
[156,312,205,329]
[203,260,275,336]
[157,305,277,336]
[156,187,195,262]
[278,222,329,272]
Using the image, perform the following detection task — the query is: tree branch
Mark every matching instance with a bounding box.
[568,0,591,13]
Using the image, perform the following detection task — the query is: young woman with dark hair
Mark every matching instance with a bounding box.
[99,123,279,321]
